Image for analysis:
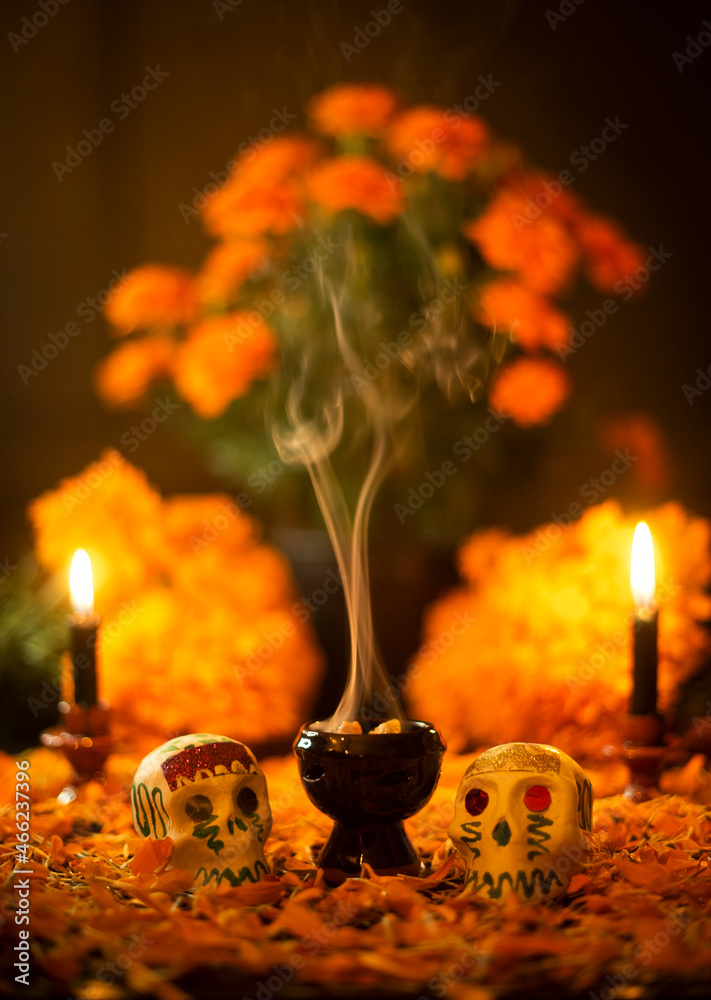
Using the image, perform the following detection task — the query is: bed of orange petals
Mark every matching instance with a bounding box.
[2,744,710,1000]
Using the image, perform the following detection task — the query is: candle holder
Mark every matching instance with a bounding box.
[604,714,688,802]
[294,719,446,884]
[41,701,115,783]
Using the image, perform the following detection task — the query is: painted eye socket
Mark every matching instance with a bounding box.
[184,794,212,822]
[236,786,258,815]
[524,785,551,812]
[464,788,489,816]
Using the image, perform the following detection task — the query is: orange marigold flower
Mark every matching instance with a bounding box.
[203,138,316,239]
[94,336,175,407]
[308,155,403,224]
[599,412,671,494]
[464,174,581,294]
[408,500,711,761]
[387,106,490,180]
[489,356,570,427]
[576,213,647,293]
[308,84,398,137]
[173,313,277,418]
[104,265,197,334]
[28,448,166,605]
[197,240,268,304]
[476,279,570,352]
[29,457,323,747]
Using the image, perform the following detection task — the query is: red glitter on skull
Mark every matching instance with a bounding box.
[161,741,255,791]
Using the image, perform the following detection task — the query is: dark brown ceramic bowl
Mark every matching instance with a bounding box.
[293,719,446,883]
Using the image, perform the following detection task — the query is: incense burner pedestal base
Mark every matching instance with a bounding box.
[319,821,421,883]
[294,719,446,885]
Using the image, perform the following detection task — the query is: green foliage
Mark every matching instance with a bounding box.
[0,557,67,751]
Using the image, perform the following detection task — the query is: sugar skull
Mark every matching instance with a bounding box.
[449,743,593,901]
[131,733,272,888]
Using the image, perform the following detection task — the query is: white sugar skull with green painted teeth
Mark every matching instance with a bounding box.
[449,742,593,902]
[131,733,272,888]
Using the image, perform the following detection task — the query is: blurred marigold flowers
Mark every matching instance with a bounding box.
[489,356,571,427]
[94,336,175,407]
[105,265,198,333]
[387,106,490,180]
[576,213,647,293]
[173,314,277,419]
[476,278,570,352]
[407,500,711,762]
[308,155,404,224]
[29,451,323,745]
[202,138,316,239]
[464,182,579,295]
[308,84,398,137]
[197,240,268,305]
[98,83,644,440]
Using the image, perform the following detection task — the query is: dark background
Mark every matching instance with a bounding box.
[1,0,710,595]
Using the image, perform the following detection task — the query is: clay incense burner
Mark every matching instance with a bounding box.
[293,719,446,883]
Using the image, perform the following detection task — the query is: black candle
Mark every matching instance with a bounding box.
[69,550,100,709]
[629,522,658,716]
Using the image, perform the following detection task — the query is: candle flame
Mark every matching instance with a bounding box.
[631,521,655,611]
[70,549,94,616]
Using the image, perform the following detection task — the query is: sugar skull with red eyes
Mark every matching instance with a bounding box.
[131,734,272,888]
[449,742,593,901]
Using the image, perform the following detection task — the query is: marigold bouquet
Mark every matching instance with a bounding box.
[407,500,711,760]
[29,451,323,747]
[96,84,645,505]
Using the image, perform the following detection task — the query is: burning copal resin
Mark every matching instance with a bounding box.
[336,718,401,734]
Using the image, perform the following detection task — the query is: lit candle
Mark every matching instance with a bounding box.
[69,550,99,708]
[630,522,658,716]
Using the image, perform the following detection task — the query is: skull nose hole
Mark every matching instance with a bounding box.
[493,819,512,847]
[303,765,325,782]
